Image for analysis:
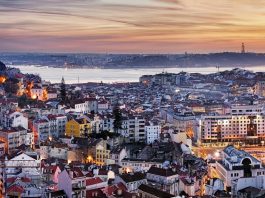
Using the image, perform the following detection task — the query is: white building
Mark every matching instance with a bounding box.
[146,166,179,196]
[101,116,114,132]
[4,152,41,184]
[72,98,98,114]
[98,100,109,113]
[169,129,192,147]
[47,114,67,138]
[39,142,68,160]
[0,141,5,157]
[90,114,102,133]
[232,176,265,197]
[33,119,50,142]
[58,167,86,198]
[109,146,127,165]
[115,172,147,192]
[31,85,44,100]
[230,104,264,115]
[2,111,28,130]
[205,178,224,196]
[215,145,265,192]
[122,116,145,143]
[145,122,161,144]
[121,159,163,172]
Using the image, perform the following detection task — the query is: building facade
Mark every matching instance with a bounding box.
[215,146,265,192]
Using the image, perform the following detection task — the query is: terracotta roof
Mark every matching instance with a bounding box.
[86,171,94,177]
[86,177,104,186]
[102,185,117,196]
[138,184,174,198]
[6,177,16,183]
[86,188,106,198]
[98,169,108,176]
[119,172,146,183]
[6,185,24,194]
[147,166,178,177]
[68,167,84,178]
[116,182,127,191]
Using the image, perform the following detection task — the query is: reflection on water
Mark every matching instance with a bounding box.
[13,65,265,84]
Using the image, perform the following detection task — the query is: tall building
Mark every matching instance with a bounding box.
[145,121,161,144]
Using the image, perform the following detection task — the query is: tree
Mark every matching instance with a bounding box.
[113,103,122,133]
[4,78,19,95]
[60,77,66,104]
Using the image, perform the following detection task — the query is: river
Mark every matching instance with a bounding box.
[12,65,265,84]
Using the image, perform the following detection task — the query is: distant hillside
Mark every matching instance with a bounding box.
[0,52,265,68]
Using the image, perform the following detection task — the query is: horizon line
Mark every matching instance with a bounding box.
[0,51,264,55]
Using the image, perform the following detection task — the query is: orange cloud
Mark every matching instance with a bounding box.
[1,0,265,53]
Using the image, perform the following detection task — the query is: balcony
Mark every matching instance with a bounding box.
[72,184,86,191]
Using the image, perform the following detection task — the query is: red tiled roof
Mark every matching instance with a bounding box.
[98,169,108,175]
[116,182,127,191]
[102,185,117,196]
[21,177,31,182]
[86,177,103,186]
[6,177,31,183]
[70,167,84,178]
[86,188,105,198]
[85,171,94,177]
[6,185,24,194]
[6,177,16,183]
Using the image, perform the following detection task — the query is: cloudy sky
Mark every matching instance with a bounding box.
[1,0,265,53]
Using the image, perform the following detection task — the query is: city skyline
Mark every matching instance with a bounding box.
[1,0,265,53]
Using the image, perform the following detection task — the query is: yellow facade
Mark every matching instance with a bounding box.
[65,118,91,137]
[95,142,110,165]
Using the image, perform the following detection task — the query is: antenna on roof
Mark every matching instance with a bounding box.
[241,43,245,53]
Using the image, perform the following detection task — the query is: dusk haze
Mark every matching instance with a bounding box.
[2,0,265,53]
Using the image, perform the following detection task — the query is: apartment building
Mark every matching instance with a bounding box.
[2,111,28,130]
[0,127,31,154]
[145,121,161,144]
[197,114,265,146]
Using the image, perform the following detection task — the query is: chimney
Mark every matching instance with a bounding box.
[117,189,122,196]
[69,170,73,179]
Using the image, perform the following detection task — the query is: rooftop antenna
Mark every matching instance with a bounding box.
[241,43,245,53]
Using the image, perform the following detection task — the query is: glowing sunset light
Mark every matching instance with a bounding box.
[1,0,265,53]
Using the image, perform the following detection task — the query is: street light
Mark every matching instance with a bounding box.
[214,150,220,159]
[87,155,93,163]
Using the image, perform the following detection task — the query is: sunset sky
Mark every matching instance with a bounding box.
[1,0,265,53]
